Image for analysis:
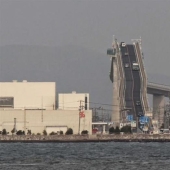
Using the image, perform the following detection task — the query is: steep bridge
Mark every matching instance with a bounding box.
[107,38,170,128]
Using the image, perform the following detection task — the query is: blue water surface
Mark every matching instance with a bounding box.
[0,142,169,170]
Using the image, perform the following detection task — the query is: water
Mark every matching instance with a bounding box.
[0,142,169,170]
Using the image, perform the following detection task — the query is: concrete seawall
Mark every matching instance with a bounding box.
[1,134,170,142]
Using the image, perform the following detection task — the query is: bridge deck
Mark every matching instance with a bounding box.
[147,82,170,97]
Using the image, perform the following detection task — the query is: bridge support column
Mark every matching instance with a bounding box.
[153,94,165,127]
[112,58,120,126]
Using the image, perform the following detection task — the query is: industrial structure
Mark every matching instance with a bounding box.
[0,81,92,135]
[107,37,170,130]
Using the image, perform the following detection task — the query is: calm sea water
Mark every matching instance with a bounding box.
[0,142,169,170]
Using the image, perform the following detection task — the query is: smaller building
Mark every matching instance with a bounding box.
[58,91,89,110]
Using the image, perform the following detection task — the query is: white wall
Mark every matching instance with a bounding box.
[0,110,92,135]
[58,92,89,110]
[0,81,56,110]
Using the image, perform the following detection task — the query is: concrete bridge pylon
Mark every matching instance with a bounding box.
[112,57,120,124]
[107,37,121,125]
[153,94,165,127]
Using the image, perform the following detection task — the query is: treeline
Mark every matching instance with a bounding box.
[109,125,132,134]
[0,128,89,136]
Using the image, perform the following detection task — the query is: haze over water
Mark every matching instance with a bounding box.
[0,142,169,170]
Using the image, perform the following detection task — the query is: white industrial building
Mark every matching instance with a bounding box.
[0,81,56,110]
[0,110,92,135]
[0,81,92,134]
[58,91,89,110]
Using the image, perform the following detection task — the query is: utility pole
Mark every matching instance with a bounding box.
[92,108,97,122]
[165,95,170,129]
[14,118,16,133]
[158,106,161,128]
[78,100,82,135]
[24,107,26,133]
[136,116,138,134]
[169,93,170,129]
[41,96,43,122]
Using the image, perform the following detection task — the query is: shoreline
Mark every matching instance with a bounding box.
[1,134,170,143]
[1,140,170,143]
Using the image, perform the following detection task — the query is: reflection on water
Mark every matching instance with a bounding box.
[0,142,169,170]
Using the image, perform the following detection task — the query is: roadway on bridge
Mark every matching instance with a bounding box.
[120,43,144,122]
[127,44,144,117]
[120,44,135,118]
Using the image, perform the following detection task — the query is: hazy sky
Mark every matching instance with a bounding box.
[0,0,170,108]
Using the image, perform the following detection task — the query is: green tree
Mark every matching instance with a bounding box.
[109,127,115,134]
[65,128,73,135]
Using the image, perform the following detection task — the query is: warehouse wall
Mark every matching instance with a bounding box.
[0,109,92,135]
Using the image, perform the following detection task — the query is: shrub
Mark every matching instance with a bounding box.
[120,125,132,134]
[109,127,115,134]
[160,123,164,129]
[2,129,7,135]
[16,130,24,135]
[11,128,15,135]
[65,128,73,135]
[49,131,56,135]
[114,126,120,134]
[59,131,63,135]
[43,130,47,135]
[37,133,41,135]
[27,130,31,135]
[81,130,88,135]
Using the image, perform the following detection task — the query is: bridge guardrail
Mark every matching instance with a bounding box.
[134,42,149,111]
[134,43,145,114]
